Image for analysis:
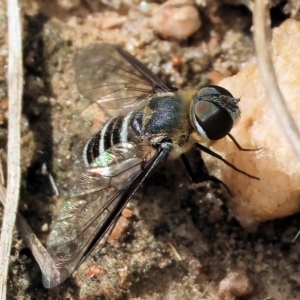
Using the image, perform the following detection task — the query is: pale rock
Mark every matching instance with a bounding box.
[213,19,300,230]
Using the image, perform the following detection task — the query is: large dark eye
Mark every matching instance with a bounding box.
[191,85,238,140]
[196,85,233,99]
[194,100,233,140]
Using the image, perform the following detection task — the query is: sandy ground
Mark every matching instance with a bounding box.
[1,0,300,299]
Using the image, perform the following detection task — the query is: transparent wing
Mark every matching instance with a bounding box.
[74,43,177,113]
[42,143,157,288]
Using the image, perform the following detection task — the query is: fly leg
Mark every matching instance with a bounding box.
[195,143,259,180]
[180,152,232,195]
[228,133,263,152]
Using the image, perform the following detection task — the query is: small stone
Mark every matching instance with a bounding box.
[151,0,201,40]
[107,216,130,245]
[56,0,81,10]
[40,223,49,232]
[85,265,106,279]
[217,270,253,300]
[122,208,133,218]
[37,95,48,104]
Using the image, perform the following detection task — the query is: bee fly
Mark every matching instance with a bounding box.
[42,43,259,288]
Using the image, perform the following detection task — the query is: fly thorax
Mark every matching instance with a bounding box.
[190,86,240,141]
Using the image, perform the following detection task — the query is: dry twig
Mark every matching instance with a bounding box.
[0,174,54,284]
[0,0,23,297]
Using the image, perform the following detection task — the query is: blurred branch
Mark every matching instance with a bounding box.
[254,0,300,157]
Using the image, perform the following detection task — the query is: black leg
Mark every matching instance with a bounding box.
[195,143,260,180]
[228,133,263,152]
[181,153,232,195]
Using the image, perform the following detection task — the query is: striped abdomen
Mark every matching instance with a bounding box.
[83,112,139,166]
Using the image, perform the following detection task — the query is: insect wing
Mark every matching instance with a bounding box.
[42,143,152,288]
[74,43,176,113]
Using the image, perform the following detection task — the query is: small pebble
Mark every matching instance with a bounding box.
[41,223,49,232]
[85,265,106,279]
[217,270,253,300]
[56,0,81,11]
[107,216,130,245]
[151,0,201,40]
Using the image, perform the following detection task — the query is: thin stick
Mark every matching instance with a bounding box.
[0,159,59,290]
[253,0,300,158]
[0,183,53,278]
[0,0,23,297]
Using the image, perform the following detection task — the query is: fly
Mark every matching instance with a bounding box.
[42,43,259,288]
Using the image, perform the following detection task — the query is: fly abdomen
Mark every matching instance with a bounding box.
[83,112,136,166]
[83,117,115,166]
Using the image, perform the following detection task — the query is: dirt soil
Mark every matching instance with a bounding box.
[1,0,300,299]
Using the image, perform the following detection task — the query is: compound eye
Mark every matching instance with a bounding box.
[195,100,233,140]
[196,85,233,99]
